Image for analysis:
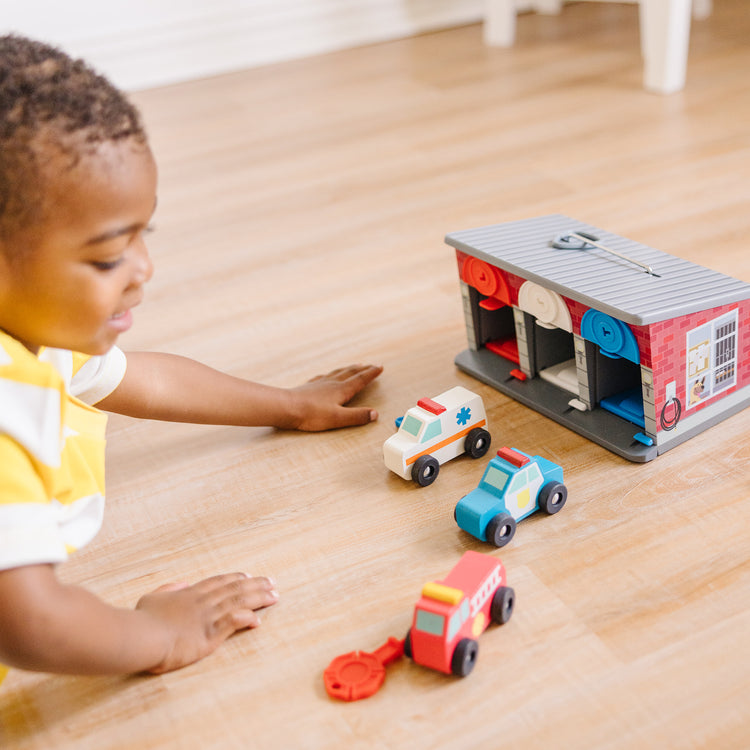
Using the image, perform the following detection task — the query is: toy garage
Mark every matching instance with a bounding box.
[447,214,750,462]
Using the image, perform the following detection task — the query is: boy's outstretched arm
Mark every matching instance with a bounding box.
[97,352,383,431]
[0,564,278,675]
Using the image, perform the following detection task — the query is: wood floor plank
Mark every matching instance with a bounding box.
[2,2,749,747]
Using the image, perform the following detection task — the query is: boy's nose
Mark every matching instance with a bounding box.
[129,240,154,287]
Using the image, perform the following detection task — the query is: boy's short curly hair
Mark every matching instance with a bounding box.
[0,34,147,243]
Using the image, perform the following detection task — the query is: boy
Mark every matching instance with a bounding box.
[0,35,382,682]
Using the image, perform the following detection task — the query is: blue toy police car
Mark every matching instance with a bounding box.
[455,446,567,547]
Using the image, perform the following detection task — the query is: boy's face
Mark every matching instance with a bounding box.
[0,136,157,356]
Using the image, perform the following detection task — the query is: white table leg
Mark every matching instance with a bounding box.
[484,0,517,47]
[533,0,564,14]
[640,0,692,94]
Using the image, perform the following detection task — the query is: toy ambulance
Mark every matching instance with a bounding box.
[404,550,514,677]
[383,386,491,486]
[455,446,567,547]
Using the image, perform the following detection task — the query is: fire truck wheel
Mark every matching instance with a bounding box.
[490,586,515,625]
[412,455,440,486]
[538,481,568,514]
[464,428,491,459]
[486,513,516,547]
[451,638,479,677]
[403,630,413,659]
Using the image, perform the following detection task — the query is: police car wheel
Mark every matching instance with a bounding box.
[464,428,491,459]
[538,481,568,515]
[451,638,479,677]
[486,513,516,547]
[490,586,515,625]
[412,455,440,486]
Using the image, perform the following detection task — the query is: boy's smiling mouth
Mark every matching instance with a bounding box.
[108,309,133,332]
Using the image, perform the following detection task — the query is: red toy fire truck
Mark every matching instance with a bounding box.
[324,551,514,700]
[404,550,514,676]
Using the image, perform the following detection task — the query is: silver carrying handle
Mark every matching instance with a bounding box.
[552,231,660,277]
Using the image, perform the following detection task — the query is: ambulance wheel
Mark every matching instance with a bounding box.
[451,638,479,677]
[464,428,491,459]
[490,586,515,625]
[412,455,439,486]
[486,513,516,547]
[538,481,567,515]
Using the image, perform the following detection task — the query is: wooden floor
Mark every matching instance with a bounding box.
[3,2,750,747]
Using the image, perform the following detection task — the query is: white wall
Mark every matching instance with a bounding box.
[2,0,487,91]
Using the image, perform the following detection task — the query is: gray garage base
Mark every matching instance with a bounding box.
[456,348,660,462]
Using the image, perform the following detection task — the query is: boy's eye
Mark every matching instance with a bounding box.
[87,224,154,271]
[91,258,123,271]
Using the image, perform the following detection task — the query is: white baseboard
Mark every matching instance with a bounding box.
[4,0,487,91]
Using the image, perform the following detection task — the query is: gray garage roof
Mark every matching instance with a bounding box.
[445,214,750,325]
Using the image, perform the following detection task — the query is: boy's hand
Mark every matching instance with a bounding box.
[136,573,279,674]
[286,364,383,431]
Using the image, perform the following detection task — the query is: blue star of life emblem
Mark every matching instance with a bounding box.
[456,407,471,426]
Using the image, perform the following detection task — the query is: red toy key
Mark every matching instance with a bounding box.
[323,636,404,701]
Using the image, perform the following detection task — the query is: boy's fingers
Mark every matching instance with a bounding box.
[185,574,279,616]
[336,365,382,405]
[192,572,264,593]
[215,576,279,609]
[216,608,263,636]
[308,364,383,386]
[183,573,246,598]
[332,406,378,428]
[346,364,383,390]
[210,583,278,634]
[153,581,190,593]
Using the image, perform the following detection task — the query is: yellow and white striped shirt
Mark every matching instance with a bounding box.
[0,331,126,683]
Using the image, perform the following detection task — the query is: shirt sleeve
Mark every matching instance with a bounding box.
[0,435,69,569]
[70,346,128,405]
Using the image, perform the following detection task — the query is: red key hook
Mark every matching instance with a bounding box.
[323,636,405,701]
